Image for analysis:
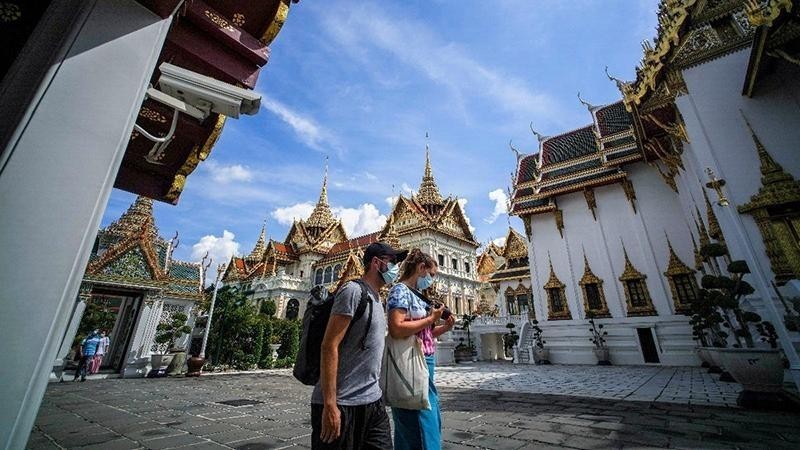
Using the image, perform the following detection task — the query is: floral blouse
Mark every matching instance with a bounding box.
[387,283,436,356]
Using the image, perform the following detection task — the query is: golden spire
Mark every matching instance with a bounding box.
[741,111,795,188]
[694,206,711,247]
[247,220,267,261]
[106,195,158,239]
[665,233,693,276]
[619,241,645,281]
[306,157,336,230]
[689,226,704,272]
[417,133,444,210]
[702,188,724,242]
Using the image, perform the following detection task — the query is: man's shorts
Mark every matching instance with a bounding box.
[311,399,392,449]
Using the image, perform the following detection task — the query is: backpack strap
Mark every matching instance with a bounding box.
[345,279,373,350]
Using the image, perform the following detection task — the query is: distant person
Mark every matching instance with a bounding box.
[312,242,407,449]
[90,330,110,374]
[73,330,101,382]
[387,249,455,450]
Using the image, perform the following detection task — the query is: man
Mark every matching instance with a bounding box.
[311,242,408,449]
[73,330,101,382]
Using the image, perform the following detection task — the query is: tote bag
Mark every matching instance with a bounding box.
[380,333,430,410]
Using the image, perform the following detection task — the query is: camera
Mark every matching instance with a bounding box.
[157,63,261,119]
[432,302,452,321]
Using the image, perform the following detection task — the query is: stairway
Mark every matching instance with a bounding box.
[516,321,535,364]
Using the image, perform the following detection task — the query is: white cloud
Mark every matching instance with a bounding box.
[271,202,315,225]
[401,183,415,196]
[271,202,387,237]
[205,161,253,184]
[191,230,240,285]
[319,4,559,121]
[457,198,476,233]
[333,204,387,236]
[492,236,507,248]
[259,95,342,156]
[486,188,509,224]
[385,196,398,208]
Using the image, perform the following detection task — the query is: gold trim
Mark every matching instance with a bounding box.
[746,0,793,27]
[663,236,697,314]
[618,244,656,316]
[262,0,291,45]
[621,178,637,213]
[544,256,572,320]
[165,115,227,202]
[580,252,611,318]
[583,188,597,220]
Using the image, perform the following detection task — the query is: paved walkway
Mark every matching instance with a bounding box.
[29,366,800,450]
[436,363,742,407]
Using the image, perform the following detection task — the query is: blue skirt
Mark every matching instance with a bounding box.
[392,354,441,450]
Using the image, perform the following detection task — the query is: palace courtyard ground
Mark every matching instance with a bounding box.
[30,363,800,450]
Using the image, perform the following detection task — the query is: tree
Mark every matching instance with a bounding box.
[153,312,192,355]
[259,299,277,317]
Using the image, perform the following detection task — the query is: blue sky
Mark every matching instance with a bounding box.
[103,0,660,271]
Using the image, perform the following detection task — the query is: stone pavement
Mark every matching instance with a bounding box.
[435,363,742,407]
[29,366,800,450]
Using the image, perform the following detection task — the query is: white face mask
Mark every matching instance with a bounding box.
[416,272,434,291]
[380,261,399,284]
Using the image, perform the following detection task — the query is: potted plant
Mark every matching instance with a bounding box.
[530,320,550,365]
[150,312,192,378]
[504,323,519,360]
[587,312,610,365]
[269,333,282,360]
[459,314,478,361]
[688,285,728,373]
[454,338,473,363]
[699,246,791,407]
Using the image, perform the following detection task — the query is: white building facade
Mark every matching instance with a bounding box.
[509,0,800,375]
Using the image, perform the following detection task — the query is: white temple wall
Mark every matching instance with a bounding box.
[524,168,698,365]
[677,48,800,300]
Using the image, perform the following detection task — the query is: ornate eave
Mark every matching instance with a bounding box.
[116,0,299,204]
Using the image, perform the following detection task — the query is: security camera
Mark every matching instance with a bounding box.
[157,62,261,119]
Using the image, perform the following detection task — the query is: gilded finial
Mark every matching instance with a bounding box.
[577,91,596,111]
[529,122,547,143]
[605,66,626,91]
[509,140,522,162]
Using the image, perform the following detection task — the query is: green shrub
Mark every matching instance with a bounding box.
[260,299,277,317]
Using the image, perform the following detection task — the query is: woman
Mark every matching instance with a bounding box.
[387,249,456,450]
[90,330,110,374]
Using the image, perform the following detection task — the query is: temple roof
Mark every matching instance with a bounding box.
[416,146,445,207]
[306,163,336,230]
[541,126,598,165]
[246,221,267,261]
[85,197,202,299]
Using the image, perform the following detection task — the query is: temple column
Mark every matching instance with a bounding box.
[51,282,92,381]
[0,2,173,445]
[123,293,163,378]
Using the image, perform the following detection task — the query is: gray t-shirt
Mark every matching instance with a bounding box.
[311,280,386,406]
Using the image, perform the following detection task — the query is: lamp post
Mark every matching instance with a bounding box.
[187,263,225,376]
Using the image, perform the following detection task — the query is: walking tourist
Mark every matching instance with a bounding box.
[73,330,101,382]
[386,249,455,450]
[90,330,110,374]
[312,242,408,449]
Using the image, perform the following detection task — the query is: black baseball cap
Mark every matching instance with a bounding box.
[363,242,408,267]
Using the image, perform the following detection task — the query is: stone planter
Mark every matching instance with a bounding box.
[716,348,794,409]
[706,348,736,382]
[593,348,611,365]
[696,347,712,368]
[702,347,723,374]
[167,350,187,377]
[270,344,281,360]
[454,348,472,363]
[186,356,205,377]
[534,347,551,365]
[148,354,174,378]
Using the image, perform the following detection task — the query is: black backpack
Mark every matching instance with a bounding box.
[293,279,373,386]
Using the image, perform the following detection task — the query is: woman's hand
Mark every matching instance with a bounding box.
[429,303,444,323]
[443,314,456,330]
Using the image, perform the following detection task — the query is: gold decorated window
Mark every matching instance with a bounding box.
[579,253,611,318]
[664,238,698,314]
[544,259,572,320]
[619,247,656,316]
